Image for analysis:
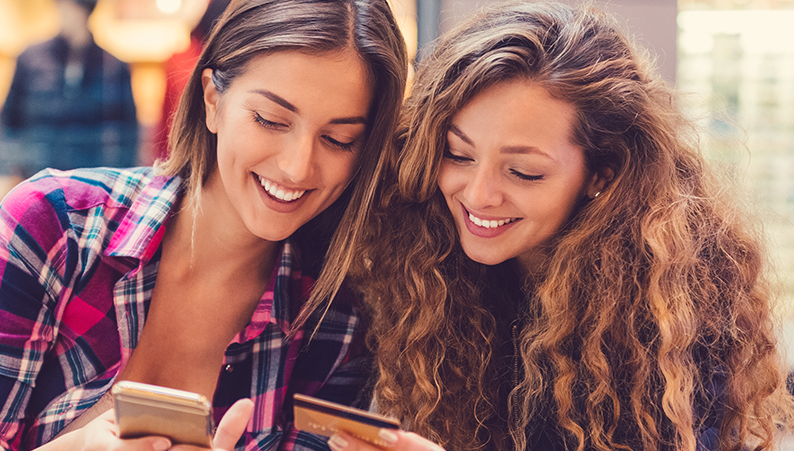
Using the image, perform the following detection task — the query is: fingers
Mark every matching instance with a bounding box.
[327,432,378,451]
[168,445,205,451]
[80,409,172,451]
[211,398,254,451]
[328,430,445,451]
[85,399,252,451]
[98,407,118,424]
[79,409,171,451]
[84,437,171,451]
[127,438,173,451]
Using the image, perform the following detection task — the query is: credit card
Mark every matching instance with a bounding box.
[293,393,400,449]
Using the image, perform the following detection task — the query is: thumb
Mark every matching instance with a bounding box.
[212,398,254,451]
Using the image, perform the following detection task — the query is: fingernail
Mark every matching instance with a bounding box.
[153,439,171,451]
[328,433,349,450]
[378,429,398,446]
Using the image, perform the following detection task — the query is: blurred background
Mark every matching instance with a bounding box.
[2,0,794,368]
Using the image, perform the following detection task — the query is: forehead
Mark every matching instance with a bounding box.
[222,49,374,125]
[240,48,372,79]
[452,80,577,139]
[235,50,371,89]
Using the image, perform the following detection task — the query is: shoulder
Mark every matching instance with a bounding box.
[15,38,62,63]
[89,42,130,72]
[1,167,174,235]
[10,166,163,205]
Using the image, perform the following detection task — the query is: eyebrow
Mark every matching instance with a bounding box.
[448,124,552,159]
[448,124,474,146]
[251,89,368,125]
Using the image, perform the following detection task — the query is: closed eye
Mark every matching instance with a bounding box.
[443,150,472,163]
[253,112,286,130]
[510,169,543,181]
[324,135,357,152]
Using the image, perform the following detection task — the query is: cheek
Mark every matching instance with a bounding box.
[214,136,240,176]
[326,153,359,191]
[546,186,587,226]
[437,165,458,197]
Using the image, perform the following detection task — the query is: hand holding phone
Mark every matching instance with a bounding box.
[293,394,400,449]
[112,381,214,448]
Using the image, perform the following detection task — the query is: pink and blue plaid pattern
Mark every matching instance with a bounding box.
[0,167,367,450]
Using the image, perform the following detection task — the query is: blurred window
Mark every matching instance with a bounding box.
[678,1,794,363]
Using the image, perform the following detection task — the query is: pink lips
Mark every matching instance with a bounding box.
[461,204,518,238]
[254,173,309,214]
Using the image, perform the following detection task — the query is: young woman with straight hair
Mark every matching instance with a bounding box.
[0,0,407,449]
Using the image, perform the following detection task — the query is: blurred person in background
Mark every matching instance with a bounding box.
[0,0,139,178]
[148,0,231,164]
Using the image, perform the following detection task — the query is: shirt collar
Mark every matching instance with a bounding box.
[234,240,308,341]
[105,173,182,261]
[105,172,306,341]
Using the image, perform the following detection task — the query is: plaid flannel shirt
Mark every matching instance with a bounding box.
[0,167,368,451]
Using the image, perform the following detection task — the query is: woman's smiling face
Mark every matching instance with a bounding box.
[438,79,603,270]
[202,49,373,242]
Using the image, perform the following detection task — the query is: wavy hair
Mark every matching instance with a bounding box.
[358,2,794,450]
[157,0,407,327]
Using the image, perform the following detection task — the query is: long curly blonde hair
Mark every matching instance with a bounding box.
[357,2,794,450]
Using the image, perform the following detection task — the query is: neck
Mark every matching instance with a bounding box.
[166,179,280,281]
[62,27,91,51]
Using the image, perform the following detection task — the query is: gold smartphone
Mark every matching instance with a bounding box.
[112,381,214,448]
[293,394,400,449]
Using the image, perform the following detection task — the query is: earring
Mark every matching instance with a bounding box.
[593,191,601,199]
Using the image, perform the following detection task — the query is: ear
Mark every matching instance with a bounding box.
[586,166,614,199]
[202,68,220,134]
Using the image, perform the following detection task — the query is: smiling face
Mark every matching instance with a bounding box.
[438,79,604,271]
[202,49,373,242]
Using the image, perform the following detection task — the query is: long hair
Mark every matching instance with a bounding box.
[359,2,794,450]
[157,0,408,327]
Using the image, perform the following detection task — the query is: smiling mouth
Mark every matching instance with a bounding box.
[257,175,307,202]
[467,210,519,229]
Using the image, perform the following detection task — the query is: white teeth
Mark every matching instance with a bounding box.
[468,212,514,229]
[258,176,306,202]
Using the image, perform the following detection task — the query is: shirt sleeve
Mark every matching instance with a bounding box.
[0,178,68,450]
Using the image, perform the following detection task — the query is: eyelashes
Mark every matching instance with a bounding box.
[253,113,283,130]
[509,170,543,181]
[252,112,357,152]
[443,150,544,181]
[323,136,357,152]
[442,150,470,163]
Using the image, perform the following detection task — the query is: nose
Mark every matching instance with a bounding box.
[462,164,503,210]
[278,133,315,183]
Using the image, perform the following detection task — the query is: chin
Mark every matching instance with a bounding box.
[462,247,510,266]
[248,223,296,243]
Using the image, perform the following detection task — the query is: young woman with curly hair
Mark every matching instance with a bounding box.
[329,1,794,451]
[0,0,407,449]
